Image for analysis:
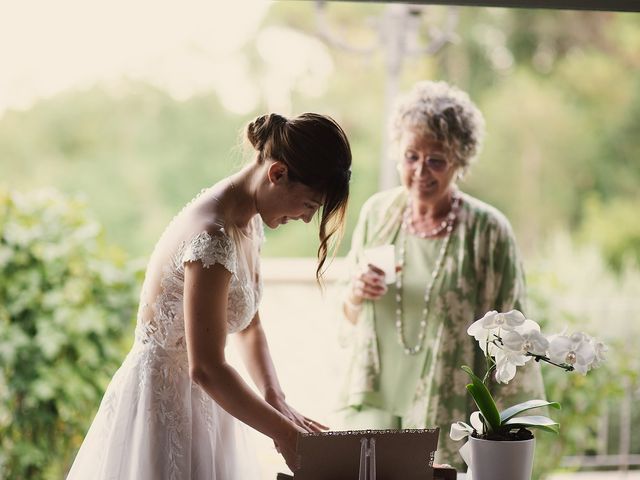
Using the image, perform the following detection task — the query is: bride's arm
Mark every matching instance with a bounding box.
[183,260,302,468]
[235,313,284,404]
[235,312,328,432]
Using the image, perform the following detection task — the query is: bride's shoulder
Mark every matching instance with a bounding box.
[187,198,229,237]
[200,216,230,238]
[185,217,234,251]
[181,219,237,273]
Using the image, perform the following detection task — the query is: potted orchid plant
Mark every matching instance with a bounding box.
[450,310,606,480]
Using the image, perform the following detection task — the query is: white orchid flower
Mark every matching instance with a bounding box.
[467,309,527,354]
[548,332,596,374]
[467,311,497,354]
[468,309,526,332]
[591,339,608,368]
[450,421,474,441]
[467,310,497,333]
[450,411,486,441]
[514,318,541,333]
[469,411,486,434]
[494,348,530,384]
[502,323,549,356]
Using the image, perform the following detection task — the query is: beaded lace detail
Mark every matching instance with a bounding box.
[134,221,263,351]
[182,230,237,271]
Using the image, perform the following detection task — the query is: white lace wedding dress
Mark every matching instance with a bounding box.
[66,213,264,480]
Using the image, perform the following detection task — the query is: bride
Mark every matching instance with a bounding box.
[66,112,352,479]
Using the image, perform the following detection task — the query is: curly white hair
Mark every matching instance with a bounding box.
[389,80,486,172]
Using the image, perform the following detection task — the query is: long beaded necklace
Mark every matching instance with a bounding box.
[394,195,461,355]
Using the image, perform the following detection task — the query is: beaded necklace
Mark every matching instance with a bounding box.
[394,195,461,355]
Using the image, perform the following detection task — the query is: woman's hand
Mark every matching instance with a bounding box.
[267,390,328,473]
[274,421,305,473]
[266,389,329,433]
[350,263,388,304]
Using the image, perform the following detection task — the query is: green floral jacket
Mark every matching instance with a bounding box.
[338,187,546,466]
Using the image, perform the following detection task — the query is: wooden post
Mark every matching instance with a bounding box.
[618,377,632,472]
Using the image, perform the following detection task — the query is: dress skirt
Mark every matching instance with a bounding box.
[66,342,260,480]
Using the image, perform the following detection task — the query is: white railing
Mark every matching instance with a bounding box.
[561,379,640,471]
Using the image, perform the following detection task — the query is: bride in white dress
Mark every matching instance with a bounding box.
[66,112,352,479]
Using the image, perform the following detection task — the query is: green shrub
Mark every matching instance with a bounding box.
[526,233,640,478]
[0,187,141,479]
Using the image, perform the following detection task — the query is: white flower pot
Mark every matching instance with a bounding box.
[469,436,535,480]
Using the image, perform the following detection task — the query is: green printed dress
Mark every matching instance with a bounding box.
[338,187,545,469]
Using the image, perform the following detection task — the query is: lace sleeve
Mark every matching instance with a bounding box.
[182,230,237,274]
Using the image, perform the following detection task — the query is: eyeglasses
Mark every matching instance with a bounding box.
[402,153,451,173]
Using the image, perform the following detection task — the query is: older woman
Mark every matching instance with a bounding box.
[338,80,545,467]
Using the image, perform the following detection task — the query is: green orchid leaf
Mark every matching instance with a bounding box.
[462,365,501,432]
[504,415,560,434]
[500,399,561,423]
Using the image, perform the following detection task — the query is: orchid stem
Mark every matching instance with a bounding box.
[483,351,496,384]
[490,334,575,372]
[527,353,575,371]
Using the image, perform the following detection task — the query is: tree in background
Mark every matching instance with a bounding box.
[0,188,141,479]
[1,6,638,265]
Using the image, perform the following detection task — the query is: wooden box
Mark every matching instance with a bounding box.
[282,428,456,480]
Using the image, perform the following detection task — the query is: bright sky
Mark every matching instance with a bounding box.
[0,0,334,116]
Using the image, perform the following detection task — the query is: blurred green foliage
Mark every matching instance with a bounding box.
[526,233,640,478]
[0,85,244,257]
[0,188,141,479]
[2,6,639,269]
[578,195,640,273]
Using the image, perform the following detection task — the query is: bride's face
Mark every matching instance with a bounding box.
[258,161,323,229]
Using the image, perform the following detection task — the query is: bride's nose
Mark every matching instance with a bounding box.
[294,211,313,223]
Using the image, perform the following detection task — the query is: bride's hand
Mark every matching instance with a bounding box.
[266,389,329,433]
[275,422,305,473]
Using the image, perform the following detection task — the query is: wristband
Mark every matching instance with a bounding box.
[344,295,363,312]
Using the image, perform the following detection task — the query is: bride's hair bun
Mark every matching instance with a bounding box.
[242,111,352,282]
[246,113,288,153]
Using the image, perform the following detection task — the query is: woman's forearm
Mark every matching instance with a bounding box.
[235,314,285,399]
[190,360,293,442]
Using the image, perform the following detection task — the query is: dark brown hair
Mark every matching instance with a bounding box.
[246,112,352,281]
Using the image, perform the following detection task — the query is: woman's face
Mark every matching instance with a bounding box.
[397,128,459,203]
[259,161,323,229]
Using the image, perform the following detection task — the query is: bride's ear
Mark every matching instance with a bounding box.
[266,161,288,185]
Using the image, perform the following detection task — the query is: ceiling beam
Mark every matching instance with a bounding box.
[345,1,639,13]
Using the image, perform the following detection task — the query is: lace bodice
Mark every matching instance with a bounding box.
[134,217,264,350]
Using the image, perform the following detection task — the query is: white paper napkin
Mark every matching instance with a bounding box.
[362,245,396,284]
